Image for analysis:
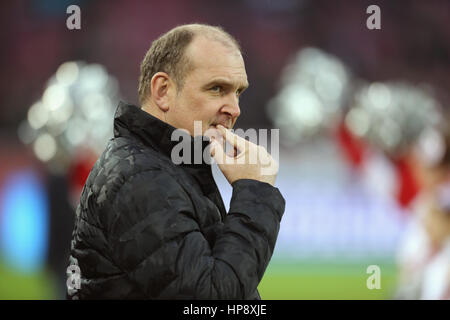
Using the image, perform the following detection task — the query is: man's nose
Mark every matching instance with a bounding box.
[222,95,241,119]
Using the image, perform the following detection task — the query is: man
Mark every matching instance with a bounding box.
[67,24,285,299]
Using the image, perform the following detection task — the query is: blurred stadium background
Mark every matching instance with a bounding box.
[0,0,449,299]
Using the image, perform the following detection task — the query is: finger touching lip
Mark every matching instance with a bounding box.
[211,119,231,129]
[216,124,226,131]
[204,127,224,144]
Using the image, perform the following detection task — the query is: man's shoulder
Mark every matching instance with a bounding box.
[101,136,166,174]
[76,136,190,237]
[83,136,177,198]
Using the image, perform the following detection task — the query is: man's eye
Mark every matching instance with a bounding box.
[210,86,222,93]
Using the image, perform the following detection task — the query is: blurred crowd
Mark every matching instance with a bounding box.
[395,127,450,299]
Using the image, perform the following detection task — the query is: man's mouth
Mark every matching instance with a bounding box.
[211,121,231,129]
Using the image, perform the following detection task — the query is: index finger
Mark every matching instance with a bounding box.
[216,125,248,150]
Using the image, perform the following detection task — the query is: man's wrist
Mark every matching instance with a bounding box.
[230,179,285,222]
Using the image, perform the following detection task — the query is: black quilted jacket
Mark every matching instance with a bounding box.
[67,101,285,299]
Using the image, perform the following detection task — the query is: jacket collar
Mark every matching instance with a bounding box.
[113,101,227,221]
[113,101,212,168]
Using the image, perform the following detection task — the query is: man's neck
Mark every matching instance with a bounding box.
[141,103,165,123]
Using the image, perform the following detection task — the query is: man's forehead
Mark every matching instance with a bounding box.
[186,37,248,86]
[205,74,249,89]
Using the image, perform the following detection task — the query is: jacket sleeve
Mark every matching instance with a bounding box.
[108,169,285,299]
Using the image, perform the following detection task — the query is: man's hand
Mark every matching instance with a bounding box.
[208,125,278,186]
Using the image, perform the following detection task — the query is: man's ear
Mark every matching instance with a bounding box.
[150,72,173,112]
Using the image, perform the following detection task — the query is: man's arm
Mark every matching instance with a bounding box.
[108,169,285,299]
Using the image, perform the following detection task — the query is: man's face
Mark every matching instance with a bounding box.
[168,36,248,137]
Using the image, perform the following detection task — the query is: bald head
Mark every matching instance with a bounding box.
[138,24,241,106]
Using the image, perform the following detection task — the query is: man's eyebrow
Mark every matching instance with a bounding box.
[205,78,249,91]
